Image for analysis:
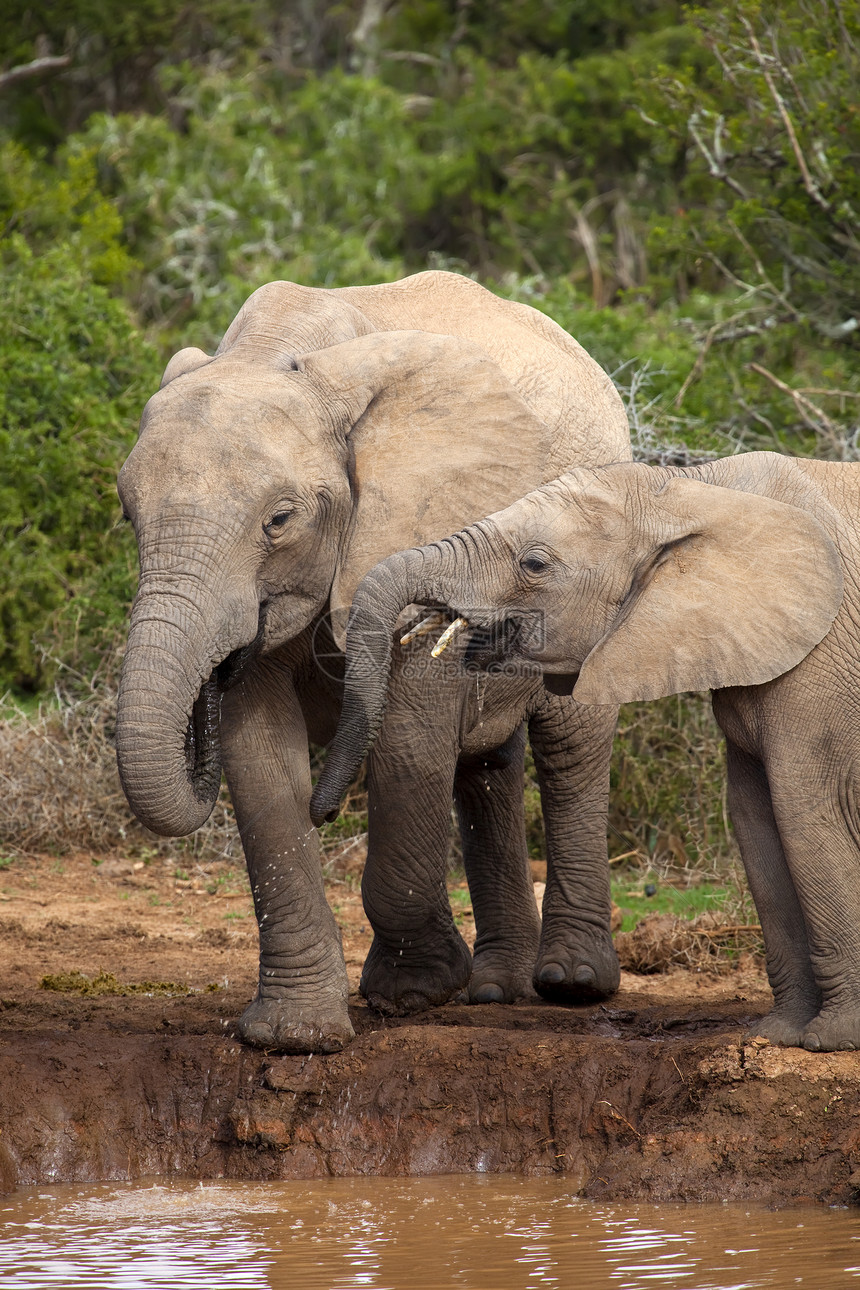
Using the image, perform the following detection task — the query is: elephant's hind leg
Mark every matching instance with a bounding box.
[766,756,860,1052]
[220,655,355,1054]
[725,740,821,1046]
[454,724,541,1004]
[528,696,620,1002]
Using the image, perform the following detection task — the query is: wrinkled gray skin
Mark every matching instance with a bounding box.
[115,271,631,1054]
[314,452,860,1052]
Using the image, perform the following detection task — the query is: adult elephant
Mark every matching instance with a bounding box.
[115,271,630,1053]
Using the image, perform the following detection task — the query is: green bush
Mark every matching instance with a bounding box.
[381,0,684,69]
[68,21,706,338]
[0,138,135,285]
[0,150,159,689]
[73,69,434,343]
[630,1,860,451]
[0,0,266,145]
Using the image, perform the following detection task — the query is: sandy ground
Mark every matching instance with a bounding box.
[0,847,768,1035]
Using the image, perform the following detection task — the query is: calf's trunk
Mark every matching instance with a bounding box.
[310,542,463,825]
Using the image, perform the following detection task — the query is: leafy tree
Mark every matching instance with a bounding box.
[377,0,684,73]
[408,27,700,287]
[72,68,422,342]
[637,0,860,449]
[0,0,267,144]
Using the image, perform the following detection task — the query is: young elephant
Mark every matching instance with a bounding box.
[312,451,860,1052]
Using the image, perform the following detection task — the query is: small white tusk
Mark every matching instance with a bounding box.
[431,617,469,658]
[400,612,447,646]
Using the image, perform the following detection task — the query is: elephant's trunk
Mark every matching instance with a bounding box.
[310,541,464,827]
[116,578,254,837]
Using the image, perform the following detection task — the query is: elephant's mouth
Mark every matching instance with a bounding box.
[214,601,269,692]
[183,678,222,788]
[462,616,515,670]
[542,671,579,696]
[180,603,269,798]
[463,621,576,694]
[406,606,545,680]
[462,615,542,677]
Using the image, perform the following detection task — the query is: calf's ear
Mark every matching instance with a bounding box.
[573,476,843,705]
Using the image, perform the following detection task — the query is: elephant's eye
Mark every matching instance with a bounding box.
[264,510,293,536]
[521,554,550,575]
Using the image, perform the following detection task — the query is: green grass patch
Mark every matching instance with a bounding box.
[611,873,738,933]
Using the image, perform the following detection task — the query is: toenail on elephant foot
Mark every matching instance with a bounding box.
[536,960,598,990]
[748,1005,814,1048]
[537,961,567,987]
[467,942,540,1006]
[364,988,442,1016]
[237,997,354,1054]
[470,982,505,1004]
[802,1029,856,1053]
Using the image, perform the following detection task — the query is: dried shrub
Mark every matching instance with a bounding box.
[615,911,764,975]
[608,692,738,872]
[0,656,239,862]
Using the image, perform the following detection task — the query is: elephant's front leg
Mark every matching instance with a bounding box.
[528,693,620,1001]
[454,724,541,1004]
[360,680,472,1015]
[220,655,354,1053]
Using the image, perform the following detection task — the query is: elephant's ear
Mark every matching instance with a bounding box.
[301,330,554,648]
[573,476,843,705]
[160,347,213,388]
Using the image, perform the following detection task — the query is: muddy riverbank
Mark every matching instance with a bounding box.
[0,851,858,1205]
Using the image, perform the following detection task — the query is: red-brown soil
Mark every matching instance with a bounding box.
[1,850,858,1206]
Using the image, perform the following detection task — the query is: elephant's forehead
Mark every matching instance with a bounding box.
[127,423,278,487]
[126,375,337,491]
[121,399,342,521]
[140,366,319,438]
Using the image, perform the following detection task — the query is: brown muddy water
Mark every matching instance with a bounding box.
[1,1176,858,1289]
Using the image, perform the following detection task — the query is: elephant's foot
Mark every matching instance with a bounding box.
[237,993,355,1054]
[467,925,541,1004]
[747,1005,812,1048]
[468,952,538,1005]
[802,1005,860,1053]
[533,924,620,1004]
[361,930,472,1015]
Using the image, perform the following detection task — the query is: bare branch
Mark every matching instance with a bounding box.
[381,51,444,67]
[831,0,858,54]
[687,111,750,200]
[567,196,612,307]
[794,386,860,399]
[0,55,71,92]
[675,310,757,408]
[726,218,805,321]
[748,362,849,456]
